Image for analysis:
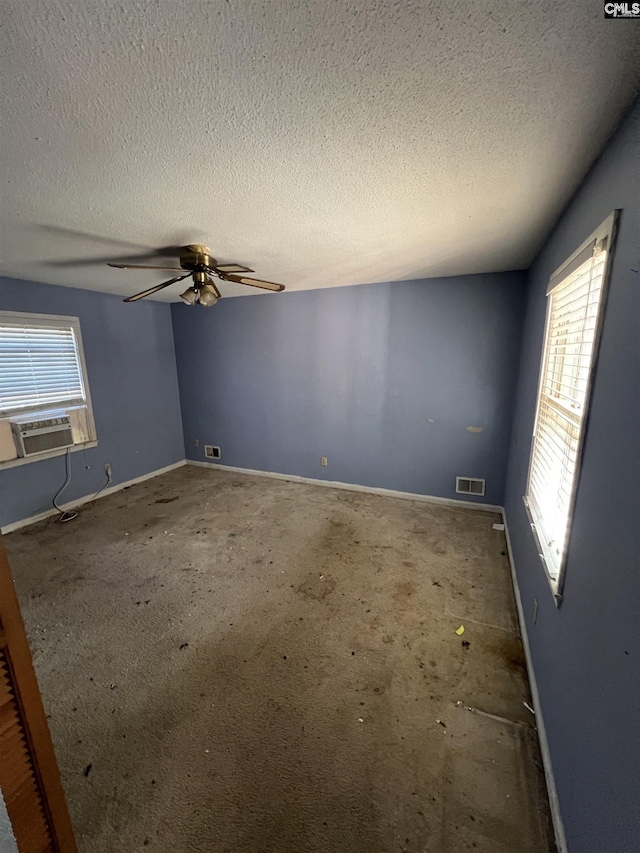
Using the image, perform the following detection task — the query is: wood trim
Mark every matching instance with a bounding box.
[0,537,77,852]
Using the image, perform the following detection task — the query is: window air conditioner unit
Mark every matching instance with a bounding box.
[10,414,74,457]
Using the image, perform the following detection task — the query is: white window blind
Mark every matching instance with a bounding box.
[525,241,608,582]
[0,316,86,417]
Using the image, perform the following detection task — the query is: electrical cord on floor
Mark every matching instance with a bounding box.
[53,449,77,522]
[53,449,113,523]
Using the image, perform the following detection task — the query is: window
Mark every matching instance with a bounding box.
[0,312,96,466]
[524,212,618,601]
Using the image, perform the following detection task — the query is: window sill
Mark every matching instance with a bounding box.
[0,440,98,471]
[522,495,564,607]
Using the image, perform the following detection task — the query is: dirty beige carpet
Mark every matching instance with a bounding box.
[5,466,554,853]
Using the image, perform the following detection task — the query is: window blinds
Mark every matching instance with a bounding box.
[526,245,607,580]
[0,318,86,416]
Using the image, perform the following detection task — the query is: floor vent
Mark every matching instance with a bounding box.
[204,445,221,460]
[456,476,485,496]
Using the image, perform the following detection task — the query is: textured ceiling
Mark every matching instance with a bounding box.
[1,1,638,301]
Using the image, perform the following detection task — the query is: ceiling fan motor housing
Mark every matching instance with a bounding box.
[192,270,209,286]
[180,244,216,270]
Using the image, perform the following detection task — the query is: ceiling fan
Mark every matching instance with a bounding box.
[108,244,285,306]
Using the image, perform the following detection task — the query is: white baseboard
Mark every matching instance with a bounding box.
[1,459,187,534]
[502,512,567,853]
[186,459,503,512]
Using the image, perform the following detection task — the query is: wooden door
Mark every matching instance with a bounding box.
[0,537,77,852]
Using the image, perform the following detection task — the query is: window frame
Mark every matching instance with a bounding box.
[523,210,619,605]
[0,311,97,469]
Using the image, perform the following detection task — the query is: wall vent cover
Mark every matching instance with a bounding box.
[204,445,221,460]
[456,476,485,496]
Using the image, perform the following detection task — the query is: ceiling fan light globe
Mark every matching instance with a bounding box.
[180,287,198,305]
[198,285,219,307]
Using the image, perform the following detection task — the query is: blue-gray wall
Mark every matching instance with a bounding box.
[504,101,640,852]
[0,278,185,528]
[172,272,526,506]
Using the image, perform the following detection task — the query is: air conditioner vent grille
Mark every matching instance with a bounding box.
[456,476,485,496]
[10,414,74,457]
[22,428,73,455]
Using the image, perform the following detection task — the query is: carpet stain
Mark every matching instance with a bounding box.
[491,636,528,672]
[296,572,337,602]
[393,578,418,603]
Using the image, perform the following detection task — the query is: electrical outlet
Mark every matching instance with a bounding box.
[321,456,328,466]
[194,439,199,447]
[105,463,112,478]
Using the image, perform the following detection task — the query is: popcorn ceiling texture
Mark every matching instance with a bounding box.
[1,1,638,300]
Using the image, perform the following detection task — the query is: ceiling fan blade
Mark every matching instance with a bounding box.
[47,238,185,268]
[109,263,185,271]
[35,224,180,254]
[209,280,222,298]
[36,225,174,267]
[123,273,191,303]
[223,274,285,292]
[214,264,255,274]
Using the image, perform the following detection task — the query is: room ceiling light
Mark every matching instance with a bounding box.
[179,287,198,305]
[197,283,219,307]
